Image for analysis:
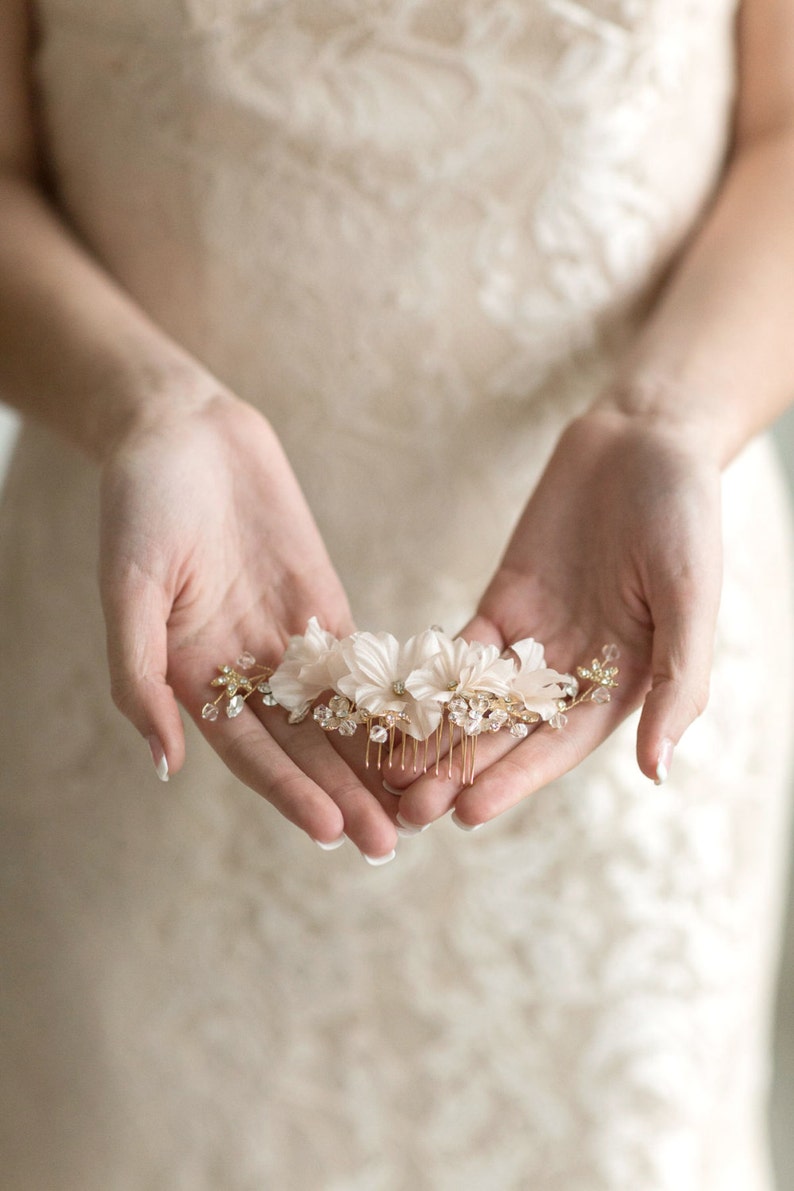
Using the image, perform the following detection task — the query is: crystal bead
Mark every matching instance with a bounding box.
[337,718,357,737]
[392,679,406,696]
[464,719,483,736]
[601,643,620,662]
[259,683,278,707]
[227,682,238,697]
[226,694,245,718]
[236,652,256,670]
[329,695,350,717]
[563,678,579,698]
[448,697,467,715]
[509,721,529,739]
[549,711,568,730]
[469,694,489,715]
[591,686,611,704]
[201,702,219,722]
[313,705,331,723]
[488,708,508,727]
[369,724,389,744]
[288,707,308,724]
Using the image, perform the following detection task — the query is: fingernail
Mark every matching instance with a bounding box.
[314,834,346,851]
[382,780,403,796]
[148,735,169,783]
[396,812,429,837]
[655,738,674,786]
[451,811,482,832]
[361,849,397,866]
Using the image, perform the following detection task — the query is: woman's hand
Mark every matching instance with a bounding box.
[99,390,399,860]
[393,407,723,829]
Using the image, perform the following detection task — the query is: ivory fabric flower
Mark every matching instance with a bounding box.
[336,628,445,739]
[269,616,344,714]
[406,635,515,705]
[508,637,575,722]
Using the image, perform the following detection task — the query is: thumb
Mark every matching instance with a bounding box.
[101,571,186,781]
[636,571,719,785]
[455,612,505,649]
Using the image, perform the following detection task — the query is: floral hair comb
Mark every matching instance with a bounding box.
[202,619,619,786]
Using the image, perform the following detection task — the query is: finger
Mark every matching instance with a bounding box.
[101,572,186,781]
[636,568,720,785]
[452,695,628,826]
[264,708,399,859]
[395,720,541,826]
[197,702,348,843]
[325,724,409,813]
[455,613,505,648]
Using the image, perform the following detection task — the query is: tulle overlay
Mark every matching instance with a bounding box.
[1,2,792,1188]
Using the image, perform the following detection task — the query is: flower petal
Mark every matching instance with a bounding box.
[509,637,546,671]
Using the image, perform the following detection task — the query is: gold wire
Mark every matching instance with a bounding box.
[469,733,478,785]
[389,726,395,768]
[435,722,442,776]
[401,732,407,771]
[448,718,455,780]
[412,738,419,774]
[365,720,371,769]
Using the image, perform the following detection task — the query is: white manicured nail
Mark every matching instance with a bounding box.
[382,780,403,796]
[451,811,482,832]
[655,739,674,786]
[148,736,169,783]
[396,812,429,837]
[314,835,345,851]
[361,849,397,866]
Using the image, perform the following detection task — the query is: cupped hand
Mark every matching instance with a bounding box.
[393,407,723,829]
[99,390,399,859]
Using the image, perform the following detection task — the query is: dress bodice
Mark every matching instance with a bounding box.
[31,0,740,631]
[34,0,738,393]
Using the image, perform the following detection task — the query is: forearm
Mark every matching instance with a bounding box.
[0,170,218,462]
[595,125,794,466]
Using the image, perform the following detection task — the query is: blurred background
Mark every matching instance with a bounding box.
[1,401,792,1184]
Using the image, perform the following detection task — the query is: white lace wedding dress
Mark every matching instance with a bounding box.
[1,2,793,1189]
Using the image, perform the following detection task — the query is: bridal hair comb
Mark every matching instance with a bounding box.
[202,619,620,786]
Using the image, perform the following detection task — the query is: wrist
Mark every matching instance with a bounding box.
[92,355,231,465]
[588,372,740,469]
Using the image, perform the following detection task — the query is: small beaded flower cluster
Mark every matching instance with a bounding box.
[201,651,278,722]
[202,621,620,786]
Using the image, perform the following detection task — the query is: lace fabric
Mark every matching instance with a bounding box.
[1,2,792,1188]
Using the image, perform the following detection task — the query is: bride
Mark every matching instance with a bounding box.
[1,1,792,1187]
